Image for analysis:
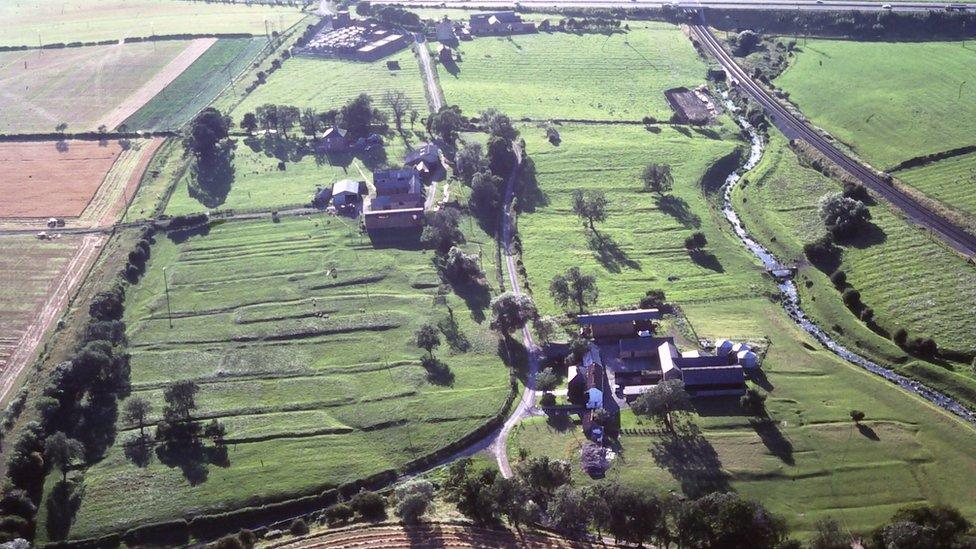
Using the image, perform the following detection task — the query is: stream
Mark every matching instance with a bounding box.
[719,93,976,426]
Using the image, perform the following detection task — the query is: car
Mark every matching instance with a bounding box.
[816,1,824,4]
[882,3,893,8]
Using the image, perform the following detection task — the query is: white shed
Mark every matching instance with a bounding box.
[731,342,752,354]
[586,387,603,410]
[715,338,734,356]
[737,350,759,369]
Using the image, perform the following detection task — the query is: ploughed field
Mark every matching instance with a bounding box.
[437,22,707,121]
[733,131,976,406]
[774,40,976,170]
[46,216,510,541]
[0,40,207,134]
[227,51,428,123]
[516,121,764,316]
[0,0,302,47]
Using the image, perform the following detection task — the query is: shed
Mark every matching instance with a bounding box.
[331,179,361,206]
[737,350,759,369]
[731,342,752,354]
[586,387,604,410]
[619,336,670,359]
[715,338,734,356]
[578,308,662,339]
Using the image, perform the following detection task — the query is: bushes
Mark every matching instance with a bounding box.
[803,234,840,268]
[829,270,847,288]
[818,192,871,238]
[893,328,909,347]
[288,518,309,536]
[121,519,189,547]
[842,288,862,308]
[323,503,354,525]
[350,490,387,521]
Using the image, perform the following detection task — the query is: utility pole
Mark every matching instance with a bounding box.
[960,80,967,100]
[163,267,173,328]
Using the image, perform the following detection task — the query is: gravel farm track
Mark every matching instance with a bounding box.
[267,521,609,548]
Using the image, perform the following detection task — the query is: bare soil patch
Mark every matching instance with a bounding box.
[0,140,122,217]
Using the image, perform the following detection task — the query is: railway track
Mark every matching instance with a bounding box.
[689,20,976,258]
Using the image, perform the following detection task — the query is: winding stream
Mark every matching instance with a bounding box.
[719,93,976,426]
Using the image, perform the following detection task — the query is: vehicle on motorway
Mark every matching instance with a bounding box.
[947,3,969,10]
[882,3,893,8]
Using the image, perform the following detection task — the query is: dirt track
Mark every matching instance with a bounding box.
[94,38,217,130]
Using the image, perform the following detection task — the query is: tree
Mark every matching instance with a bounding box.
[850,409,865,424]
[480,108,519,141]
[43,432,85,483]
[549,267,598,313]
[489,292,538,335]
[694,492,788,548]
[240,112,258,134]
[409,109,419,129]
[162,380,199,423]
[535,367,560,393]
[889,504,971,548]
[734,30,761,56]
[740,388,767,416]
[468,171,503,222]
[55,122,68,134]
[514,456,572,503]
[532,317,558,346]
[299,108,320,136]
[455,142,488,185]
[818,192,871,238]
[487,135,516,177]
[642,163,673,194]
[421,208,465,253]
[185,108,231,161]
[255,103,278,133]
[547,485,588,532]
[684,231,707,251]
[339,93,376,138]
[277,105,300,138]
[123,397,152,437]
[394,479,435,523]
[632,379,693,435]
[415,323,441,358]
[384,89,413,132]
[810,517,850,549]
[427,105,464,143]
[571,189,609,230]
[639,289,667,309]
[351,490,387,521]
[443,246,482,281]
[324,503,354,525]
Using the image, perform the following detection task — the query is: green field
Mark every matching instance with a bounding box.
[437,23,707,121]
[512,297,976,539]
[0,0,303,46]
[517,122,765,315]
[733,131,976,395]
[124,38,268,131]
[775,39,976,170]
[0,41,190,133]
[41,215,510,541]
[163,137,410,215]
[897,151,976,220]
[228,51,428,123]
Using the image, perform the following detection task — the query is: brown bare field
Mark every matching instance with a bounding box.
[94,38,216,130]
[0,234,104,397]
[0,140,123,218]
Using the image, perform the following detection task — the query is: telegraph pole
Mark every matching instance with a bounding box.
[162,267,173,329]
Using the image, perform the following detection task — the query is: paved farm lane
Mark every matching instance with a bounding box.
[689,21,976,257]
[415,36,444,112]
[491,145,541,478]
[383,0,970,12]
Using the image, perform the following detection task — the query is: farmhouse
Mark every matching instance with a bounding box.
[318,126,349,153]
[567,343,621,441]
[405,142,446,180]
[363,207,424,231]
[577,308,662,339]
[436,18,458,43]
[469,11,537,35]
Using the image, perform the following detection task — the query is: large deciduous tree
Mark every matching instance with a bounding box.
[185,108,231,161]
[631,379,693,435]
[549,267,598,313]
[489,292,538,335]
[571,189,608,230]
[415,323,441,358]
[642,163,673,195]
[43,432,85,483]
[818,192,871,238]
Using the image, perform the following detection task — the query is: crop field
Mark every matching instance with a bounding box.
[516,122,769,316]
[0,40,198,134]
[164,137,410,215]
[123,38,268,131]
[512,296,976,539]
[0,0,302,47]
[0,141,124,218]
[46,215,510,541]
[733,132,976,394]
[775,39,976,170]
[229,51,428,123]
[897,151,976,220]
[436,23,708,121]
[0,236,86,373]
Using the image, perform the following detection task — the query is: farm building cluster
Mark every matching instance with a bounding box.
[562,309,761,442]
[298,12,410,61]
[312,142,446,231]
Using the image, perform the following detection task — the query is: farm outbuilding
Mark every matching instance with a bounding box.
[331,179,363,211]
[737,350,759,369]
[363,207,424,231]
[577,308,662,339]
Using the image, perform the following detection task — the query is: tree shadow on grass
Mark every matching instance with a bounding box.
[166,222,211,244]
[692,395,748,417]
[449,279,490,323]
[588,230,640,273]
[835,222,887,250]
[156,435,229,486]
[421,356,455,386]
[689,249,724,273]
[123,433,154,467]
[438,306,472,351]
[515,157,549,214]
[188,145,235,209]
[545,412,576,432]
[750,418,795,465]
[498,336,530,384]
[46,477,85,541]
[857,423,880,441]
[650,422,730,499]
[656,194,701,228]
[357,144,389,172]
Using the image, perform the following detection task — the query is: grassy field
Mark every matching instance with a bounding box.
[436,22,707,121]
[41,215,510,541]
[512,297,976,539]
[733,131,976,400]
[229,51,428,124]
[896,151,976,220]
[516,121,767,316]
[0,41,192,133]
[123,38,268,131]
[163,136,411,215]
[0,0,302,46]
[775,39,976,170]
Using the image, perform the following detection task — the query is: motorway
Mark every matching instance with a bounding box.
[387,0,970,12]
[688,20,976,257]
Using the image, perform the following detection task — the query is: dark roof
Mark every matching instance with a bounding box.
[405,143,441,166]
[680,354,734,368]
[577,308,662,326]
[374,168,421,195]
[471,11,522,23]
[681,365,744,388]
[323,126,347,139]
[619,336,673,353]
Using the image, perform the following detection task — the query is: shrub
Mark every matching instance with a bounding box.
[893,328,909,347]
[803,234,839,266]
[842,288,861,308]
[539,393,556,407]
[639,289,667,309]
[907,337,938,358]
[324,503,354,525]
[818,192,871,238]
[859,307,874,322]
[351,490,387,521]
[850,410,865,423]
[829,270,846,288]
[289,518,309,536]
[213,534,245,549]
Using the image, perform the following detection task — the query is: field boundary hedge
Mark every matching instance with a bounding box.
[0,131,178,142]
[0,33,255,53]
[888,144,976,173]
